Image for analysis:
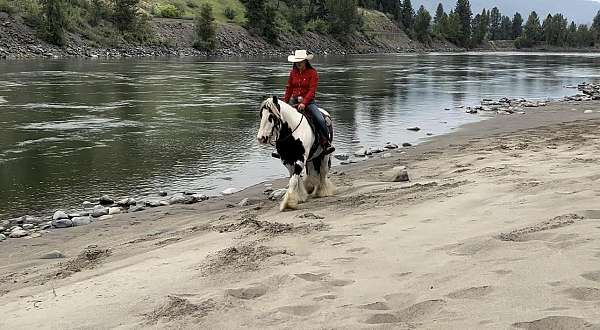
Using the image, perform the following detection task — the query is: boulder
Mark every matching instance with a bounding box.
[9,229,28,238]
[22,224,34,230]
[52,211,69,220]
[158,191,168,197]
[129,205,145,212]
[52,219,73,228]
[91,205,109,218]
[117,198,136,207]
[384,166,410,183]
[334,153,350,161]
[72,216,92,226]
[0,234,5,241]
[22,215,44,224]
[40,250,65,259]
[384,144,398,149]
[99,195,114,205]
[98,215,113,221]
[108,207,122,215]
[82,201,94,209]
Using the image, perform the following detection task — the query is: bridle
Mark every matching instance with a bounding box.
[260,102,304,146]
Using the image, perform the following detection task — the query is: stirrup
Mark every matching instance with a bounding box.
[271,152,281,159]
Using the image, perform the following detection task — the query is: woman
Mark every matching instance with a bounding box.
[284,50,335,155]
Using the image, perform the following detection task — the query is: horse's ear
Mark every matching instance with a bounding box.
[272,96,278,105]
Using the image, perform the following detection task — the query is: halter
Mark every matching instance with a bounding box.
[261,102,304,146]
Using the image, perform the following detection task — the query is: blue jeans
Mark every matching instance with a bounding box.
[290,99,329,142]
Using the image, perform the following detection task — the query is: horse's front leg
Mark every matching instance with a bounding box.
[280,159,308,211]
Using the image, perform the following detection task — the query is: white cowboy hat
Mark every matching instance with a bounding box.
[288,50,314,63]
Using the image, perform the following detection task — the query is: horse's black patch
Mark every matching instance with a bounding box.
[276,122,305,168]
[312,154,323,175]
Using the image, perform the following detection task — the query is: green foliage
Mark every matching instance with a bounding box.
[512,12,523,39]
[489,7,501,40]
[515,11,542,48]
[326,0,359,41]
[113,0,139,31]
[454,0,472,48]
[223,7,236,20]
[152,3,183,18]
[40,0,69,46]
[414,5,431,43]
[194,3,216,50]
[499,15,512,39]
[305,18,329,34]
[401,0,415,31]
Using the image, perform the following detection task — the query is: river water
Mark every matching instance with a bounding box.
[1,52,599,219]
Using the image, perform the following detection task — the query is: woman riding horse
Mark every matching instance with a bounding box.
[284,50,335,155]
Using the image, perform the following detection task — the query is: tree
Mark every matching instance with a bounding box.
[500,15,512,39]
[194,3,216,51]
[470,13,484,45]
[401,0,415,32]
[515,11,542,48]
[489,7,501,40]
[326,0,358,41]
[576,24,594,47]
[591,10,600,42]
[445,10,461,44]
[245,0,266,36]
[454,0,472,47]
[113,0,139,31]
[433,3,446,36]
[566,21,577,47]
[512,12,523,39]
[40,0,68,46]
[414,5,431,43]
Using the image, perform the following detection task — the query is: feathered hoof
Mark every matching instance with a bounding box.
[280,191,299,211]
[316,180,336,198]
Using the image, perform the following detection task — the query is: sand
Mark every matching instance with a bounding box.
[2,101,600,329]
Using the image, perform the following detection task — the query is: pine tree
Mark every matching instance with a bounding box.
[489,7,501,40]
[414,5,431,43]
[193,3,216,50]
[542,14,553,43]
[566,21,577,47]
[245,0,266,36]
[516,11,542,48]
[500,15,512,39]
[470,13,483,45]
[512,12,523,39]
[41,0,68,46]
[577,24,593,47]
[454,0,472,47]
[401,0,415,32]
[326,0,358,42]
[591,10,600,42]
[113,0,140,32]
[433,3,445,36]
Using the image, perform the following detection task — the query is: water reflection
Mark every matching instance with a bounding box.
[1,53,599,218]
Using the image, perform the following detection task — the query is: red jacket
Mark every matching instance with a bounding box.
[284,67,319,106]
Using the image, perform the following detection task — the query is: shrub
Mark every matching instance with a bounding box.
[305,19,329,34]
[153,3,183,18]
[40,0,69,46]
[194,3,216,50]
[223,7,236,20]
[186,1,197,9]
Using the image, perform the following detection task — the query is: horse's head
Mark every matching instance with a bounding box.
[257,96,282,145]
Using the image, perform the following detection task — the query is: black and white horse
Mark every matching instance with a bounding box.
[257,96,335,211]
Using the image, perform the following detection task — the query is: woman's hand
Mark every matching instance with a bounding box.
[297,103,306,111]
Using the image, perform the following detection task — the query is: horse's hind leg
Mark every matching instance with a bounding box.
[281,161,308,211]
[316,155,336,198]
[304,160,318,196]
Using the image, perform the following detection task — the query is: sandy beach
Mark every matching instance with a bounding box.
[2,100,600,329]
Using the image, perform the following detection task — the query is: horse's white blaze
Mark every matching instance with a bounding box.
[257,97,336,211]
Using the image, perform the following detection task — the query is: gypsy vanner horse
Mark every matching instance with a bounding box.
[257,96,335,211]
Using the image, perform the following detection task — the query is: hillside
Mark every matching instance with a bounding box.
[140,0,246,23]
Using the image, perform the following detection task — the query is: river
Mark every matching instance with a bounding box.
[1,52,599,219]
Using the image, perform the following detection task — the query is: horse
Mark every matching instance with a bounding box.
[256,96,336,211]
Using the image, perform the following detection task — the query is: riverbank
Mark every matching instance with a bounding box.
[2,94,600,328]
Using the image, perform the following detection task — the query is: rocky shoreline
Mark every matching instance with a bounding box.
[2,82,598,243]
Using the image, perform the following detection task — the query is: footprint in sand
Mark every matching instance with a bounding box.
[278,305,320,316]
[513,316,598,330]
[313,294,337,301]
[326,279,355,287]
[563,287,600,301]
[581,271,600,282]
[226,285,268,300]
[364,299,446,324]
[346,247,370,254]
[295,273,327,282]
[447,286,493,299]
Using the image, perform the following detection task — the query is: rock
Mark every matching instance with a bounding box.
[91,205,109,218]
[382,153,392,159]
[40,250,65,259]
[354,147,372,157]
[30,232,41,238]
[108,207,122,215]
[72,216,92,226]
[402,142,412,147]
[22,215,44,224]
[22,224,34,230]
[0,234,5,241]
[222,188,239,195]
[407,127,420,131]
[117,198,136,206]
[263,187,274,194]
[40,223,52,230]
[68,213,81,218]
[465,108,478,114]
[384,166,410,183]
[52,218,73,228]
[98,215,113,221]
[129,205,145,212]
[82,201,94,209]
[52,210,69,220]
[158,191,168,197]
[9,229,28,238]
[167,194,186,204]
[334,153,350,161]
[584,110,593,114]
[238,198,250,207]
[99,195,114,205]
[269,188,287,200]
[372,147,385,154]
[384,143,398,149]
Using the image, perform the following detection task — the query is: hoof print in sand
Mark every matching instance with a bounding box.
[295,273,327,282]
[513,316,598,330]
[581,271,600,282]
[277,305,320,316]
[327,279,355,287]
[563,287,600,301]
[447,286,493,299]
[364,299,446,325]
[365,313,400,324]
[359,301,391,310]
[226,285,267,300]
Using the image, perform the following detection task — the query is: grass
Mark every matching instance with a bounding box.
[142,0,246,24]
